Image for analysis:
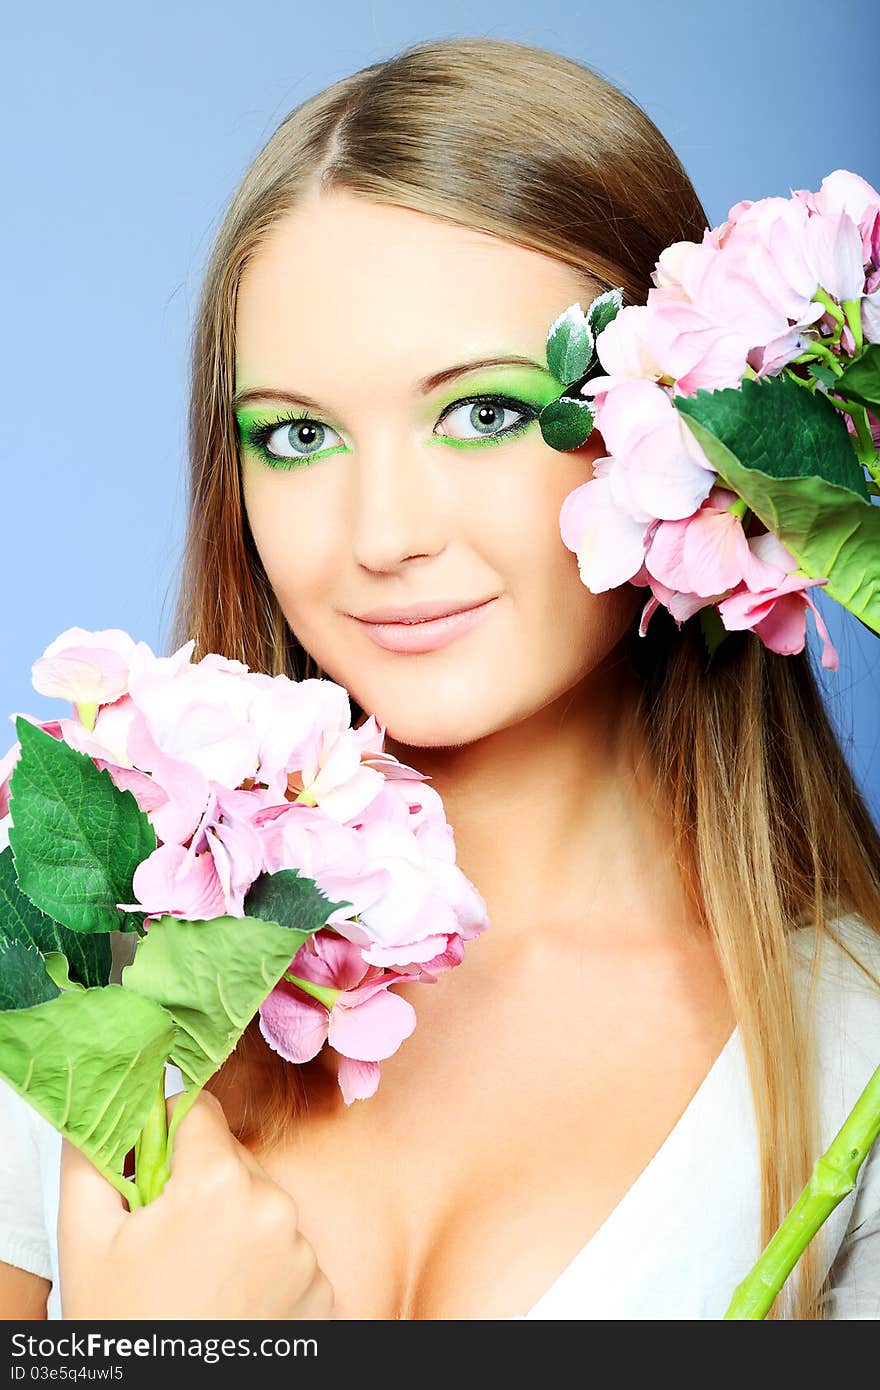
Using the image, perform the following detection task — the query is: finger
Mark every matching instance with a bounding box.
[59,1136,127,1234]
[164,1087,242,1179]
[165,1087,274,1188]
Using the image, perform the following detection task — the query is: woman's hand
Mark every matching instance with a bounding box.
[58,1088,335,1320]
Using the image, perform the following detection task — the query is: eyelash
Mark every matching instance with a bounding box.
[239,393,539,470]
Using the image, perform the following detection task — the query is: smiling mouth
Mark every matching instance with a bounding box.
[351,597,499,653]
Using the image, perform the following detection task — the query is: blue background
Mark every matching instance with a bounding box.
[2,0,877,821]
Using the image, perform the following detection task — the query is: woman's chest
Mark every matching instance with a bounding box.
[248,962,737,1320]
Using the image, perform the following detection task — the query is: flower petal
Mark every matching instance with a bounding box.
[336,1057,381,1104]
[258,983,329,1063]
[328,986,417,1062]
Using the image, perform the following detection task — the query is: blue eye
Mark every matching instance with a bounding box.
[252,414,345,465]
[434,395,535,443]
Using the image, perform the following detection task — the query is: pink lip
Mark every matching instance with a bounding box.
[352,597,499,653]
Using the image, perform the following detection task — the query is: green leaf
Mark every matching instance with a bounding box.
[834,343,880,413]
[587,287,624,339]
[0,985,176,1187]
[546,303,594,386]
[116,910,149,937]
[7,718,157,934]
[243,868,352,935]
[0,936,60,1009]
[43,951,86,993]
[0,845,111,987]
[120,913,313,1140]
[805,361,838,390]
[697,604,731,666]
[674,374,869,500]
[678,413,880,636]
[539,396,596,451]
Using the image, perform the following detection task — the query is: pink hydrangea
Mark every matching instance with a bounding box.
[558,168,880,664]
[258,930,418,1104]
[1,625,490,1104]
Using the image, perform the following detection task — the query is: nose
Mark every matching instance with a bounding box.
[349,429,448,573]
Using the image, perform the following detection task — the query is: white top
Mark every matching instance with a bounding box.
[2,915,879,1320]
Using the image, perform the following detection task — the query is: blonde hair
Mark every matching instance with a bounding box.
[170,35,880,1318]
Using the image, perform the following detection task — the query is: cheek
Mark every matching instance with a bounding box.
[241,467,341,615]
[513,440,640,663]
[507,439,594,598]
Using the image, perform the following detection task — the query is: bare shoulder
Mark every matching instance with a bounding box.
[0,1260,50,1320]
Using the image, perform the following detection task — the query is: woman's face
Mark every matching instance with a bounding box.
[235,189,640,748]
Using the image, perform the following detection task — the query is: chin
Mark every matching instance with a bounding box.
[373,709,492,751]
[348,685,498,750]
[370,681,548,752]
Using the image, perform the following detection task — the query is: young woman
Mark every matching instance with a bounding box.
[2,35,879,1322]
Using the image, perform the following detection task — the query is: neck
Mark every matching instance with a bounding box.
[379,649,687,956]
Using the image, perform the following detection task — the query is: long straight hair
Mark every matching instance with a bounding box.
[170,36,880,1318]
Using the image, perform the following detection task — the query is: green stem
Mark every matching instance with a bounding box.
[726,497,750,523]
[724,1063,880,1319]
[789,371,820,394]
[793,340,844,376]
[283,971,340,1010]
[812,288,844,346]
[842,298,864,356]
[134,1071,171,1205]
[813,287,844,327]
[107,1169,143,1210]
[75,701,98,732]
[847,405,880,487]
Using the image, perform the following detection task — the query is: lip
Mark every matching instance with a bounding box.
[351,596,499,653]
[355,596,498,624]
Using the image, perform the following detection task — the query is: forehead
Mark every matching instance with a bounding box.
[234,189,592,391]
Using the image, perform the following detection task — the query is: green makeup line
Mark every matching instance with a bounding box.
[233,361,564,470]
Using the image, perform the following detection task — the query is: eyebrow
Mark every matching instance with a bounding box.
[231,354,549,412]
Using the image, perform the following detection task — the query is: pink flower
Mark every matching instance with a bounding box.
[862,287,880,345]
[802,169,880,263]
[309,812,485,969]
[127,649,260,788]
[717,555,839,670]
[652,237,710,294]
[247,673,351,799]
[593,303,663,380]
[295,724,387,822]
[645,489,791,598]
[586,379,716,521]
[352,712,431,783]
[559,475,653,590]
[253,777,487,972]
[31,627,139,707]
[803,210,866,304]
[258,930,417,1103]
[717,196,820,321]
[631,564,729,638]
[120,783,266,921]
[644,295,752,393]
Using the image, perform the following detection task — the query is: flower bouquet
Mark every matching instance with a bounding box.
[0,627,488,1209]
